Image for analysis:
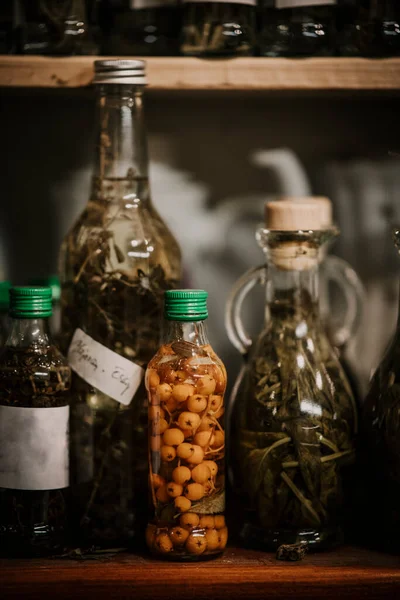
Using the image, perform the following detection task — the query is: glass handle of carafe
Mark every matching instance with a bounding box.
[225,265,267,355]
[323,255,365,348]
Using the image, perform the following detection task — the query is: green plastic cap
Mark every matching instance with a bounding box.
[10,287,53,319]
[164,289,208,322]
[29,275,61,303]
[0,281,11,312]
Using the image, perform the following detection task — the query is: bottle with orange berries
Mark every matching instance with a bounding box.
[145,289,228,560]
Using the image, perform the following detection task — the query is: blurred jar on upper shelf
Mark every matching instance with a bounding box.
[259,0,337,57]
[14,0,98,55]
[337,0,400,57]
[181,0,257,57]
[103,0,180,56]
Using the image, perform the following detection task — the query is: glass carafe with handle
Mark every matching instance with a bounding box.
[226,201,358,551]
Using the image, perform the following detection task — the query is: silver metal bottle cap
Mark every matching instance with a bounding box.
[93,60,147,85]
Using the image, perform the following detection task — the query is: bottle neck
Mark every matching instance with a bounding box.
[95,84,149,182]
[265,261,320,326]
[163,320,209,346]
[6,318,51,349]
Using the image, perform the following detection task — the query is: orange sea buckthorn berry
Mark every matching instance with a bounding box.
[213,407,225,420]
[160,445,176,462]
[172,384,195,403]
[209,395,223,413]
[167,482,183,498]
[180,513,200,529]
[172,465,191,485]
[218,527,228,550]
[151,473,165,490]
[214,515,225,530]
[187,394,208,413]
[174,496,192,513]
[147,369,160,390]
[163,396,179,413]
[193,431,215,448]
[176,443,195,460]
[186,445,204,465]
[184,483,205,501]
[186,533,207,556]
[145,524,157,549]
[163,428,185,447]
[178,412,201,431]
[156,484,170,504]
[155,532,173,554]
[156,383,172,402]
[199,515,215,529]
[212,430,225,448]
[205,529,220,552]
[197,416,214,433]
[191,463,212,484]
[182,429,193,439]
[158,418,169,435]
[203,460,218,477]
[150,435,161,453]
[196,375,216,396]
[169,526,189,547]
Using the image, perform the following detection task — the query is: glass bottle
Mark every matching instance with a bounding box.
[357,0,400,57]
[29,276,61,338]
[226,201,357,551]
[336,0,361,56]
[0,281,10,347]
[104,0,180,56]
[360,230,400,550]
[146,290,228,560]
[15,0,97,55]
[0,287,71,557]
[181,1,256,57]
[259,0,336,57]
[59,60,181,548]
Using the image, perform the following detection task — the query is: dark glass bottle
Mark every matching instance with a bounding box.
[0,281,10,347]
[59,60,181,549]
[104,0,180,56]
[357,0,400,57]
[336,0,360,56]
[15,0,97,55]
[0,1,14,54]
[146,290,228,561]
[259,0,336,57]
[181,1,256,57]
[360,231,400,550]
[0,287,71,557]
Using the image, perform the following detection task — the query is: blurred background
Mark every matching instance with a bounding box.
[1,88,400,388]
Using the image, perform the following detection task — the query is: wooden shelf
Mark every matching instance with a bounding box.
[1,56,400,91]
[2,546,400,599]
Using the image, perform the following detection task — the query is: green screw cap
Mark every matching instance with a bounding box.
[0,281,11,312]
[29,275,61,303]
[10,287,53,319]
[164,289,208,322]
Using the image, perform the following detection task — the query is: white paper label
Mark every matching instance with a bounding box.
[130,0,176,8]
[68,329,144,406]
[183,0,256,6]
[276,0,336,8]
[0,405,69,491]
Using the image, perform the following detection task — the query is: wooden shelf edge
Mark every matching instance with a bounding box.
[1,56,400,90]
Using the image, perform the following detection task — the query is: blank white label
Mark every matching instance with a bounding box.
[130,0,176,8]
[276,0,336,7]
[183,0,256,6]
[68,328,144,406]
[0,405,69,491]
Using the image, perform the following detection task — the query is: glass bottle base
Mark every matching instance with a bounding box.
[240,522,343,552]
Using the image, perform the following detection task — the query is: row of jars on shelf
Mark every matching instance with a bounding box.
[0,58,399,560]
[1,1,400,58]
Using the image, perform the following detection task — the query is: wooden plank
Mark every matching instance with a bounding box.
[1,546,400,599]
[0,56,400,90]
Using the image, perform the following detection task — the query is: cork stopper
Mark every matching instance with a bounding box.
[263,201,325,271]
[278,196,333,228]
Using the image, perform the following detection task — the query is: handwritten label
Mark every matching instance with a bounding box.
[68,329,144,406]
[0,406,69,491]
[276,0,336,8]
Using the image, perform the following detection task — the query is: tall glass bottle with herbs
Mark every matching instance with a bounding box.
[181,1,256,57]
[104,0,180,56]
[146,290,228,560]
[360,230,400,550]
[59,59,181,548]
[226,202,357,551]
[0,287,70,557]
[259,1,336,57]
